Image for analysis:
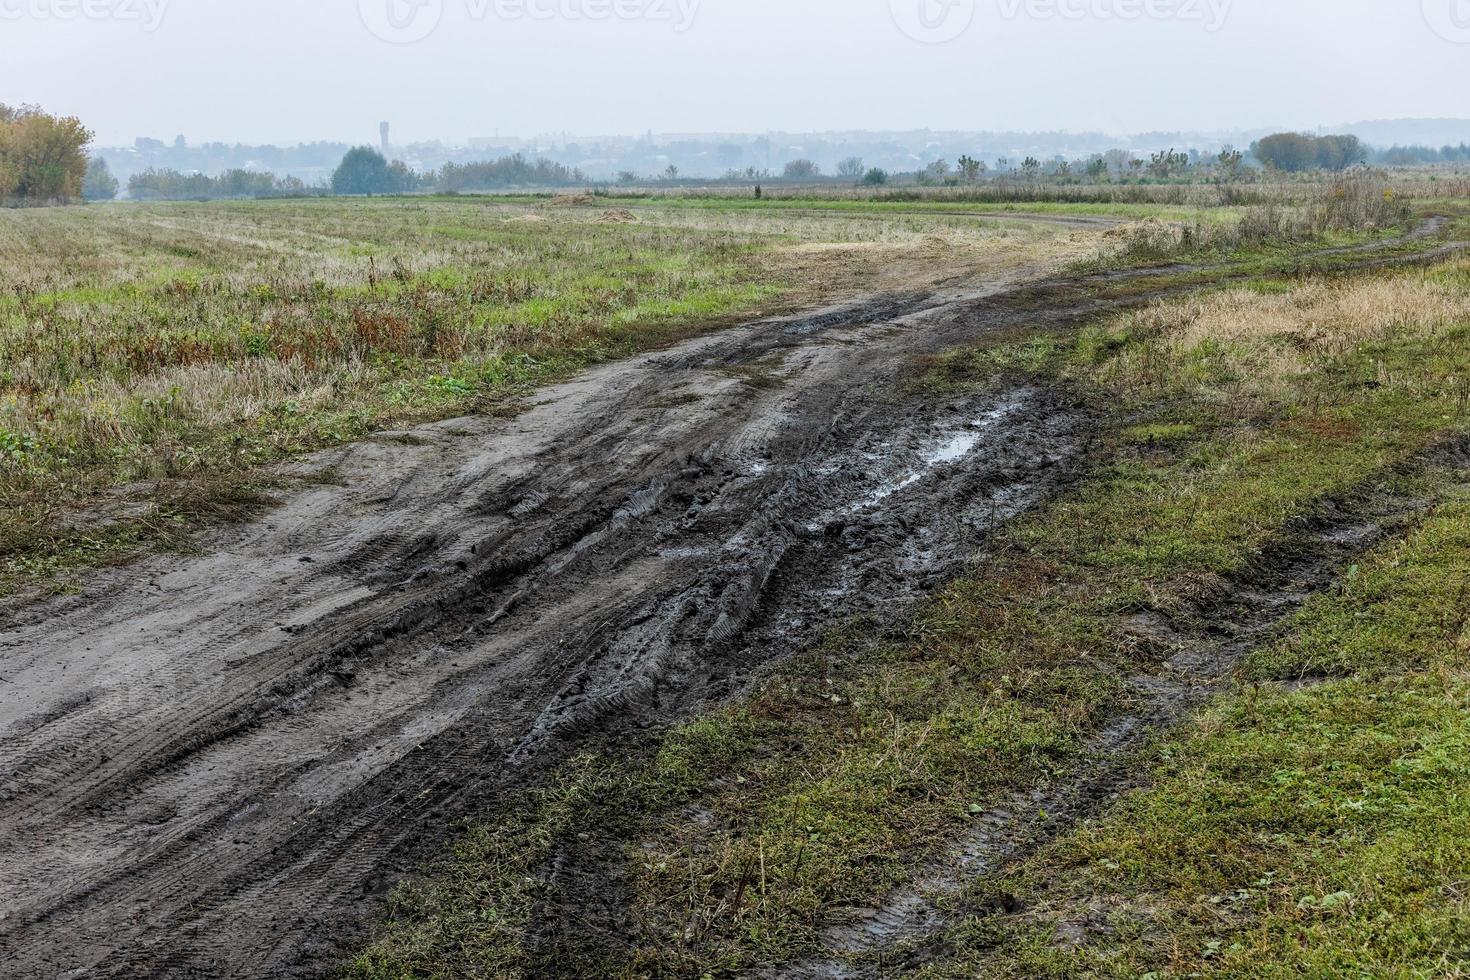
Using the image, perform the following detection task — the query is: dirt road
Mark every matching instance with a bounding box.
[0,260,1105,977]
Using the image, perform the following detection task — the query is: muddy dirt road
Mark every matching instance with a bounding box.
[0,261,1105,977]
[2,221,1459,978]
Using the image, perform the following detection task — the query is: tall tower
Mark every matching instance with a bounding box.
[379,122,391,155]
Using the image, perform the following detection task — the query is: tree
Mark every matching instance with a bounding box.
[1085,156,1109,181]
[1251,133,1320,173]
[1216,146,1245,181]
[663,164,680,181]
[783,159,820,179]
[861,168,888,186]
[1147,148,1190,179]
[128,167,309,201]
[1316,134,1365,172]
[915,159,952,186]
[0,104,92,203]
[331,146,414,196]
[957,155,985,184]
[83,156,119,200]
[837,156,865,178]
[1104,149,1132,178]
[1020,157,1042,180]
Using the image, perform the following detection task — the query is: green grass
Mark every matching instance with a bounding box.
[347,250,1470,978]
[0,199,813,594]
[934,489,1470,979]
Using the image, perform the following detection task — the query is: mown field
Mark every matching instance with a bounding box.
[0,196,1085,593]
[345,197,1470,978]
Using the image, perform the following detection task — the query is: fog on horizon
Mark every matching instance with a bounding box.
[3,0,1468,147]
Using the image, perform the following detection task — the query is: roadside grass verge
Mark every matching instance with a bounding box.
[346,253,1470,976]
[932,485,1470,979]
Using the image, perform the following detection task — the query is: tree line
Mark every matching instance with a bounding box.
[15,123,1455,206]
[112,147,591,200]
[0,104,92,204]
[1376,143,1470,166]
[126,167,316,201]
[330,147,585,196]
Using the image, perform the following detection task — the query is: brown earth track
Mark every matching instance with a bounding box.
[0,226,1460,979]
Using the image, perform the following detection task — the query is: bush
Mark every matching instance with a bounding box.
[783,159,820,179]
[861,168,889,186]
[331,146,421,196]
[436,154,584,191]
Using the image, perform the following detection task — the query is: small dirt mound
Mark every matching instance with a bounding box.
[546,194,597,207]
[507,213,547,224]
[596,208,638,224]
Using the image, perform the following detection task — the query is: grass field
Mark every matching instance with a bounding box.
[0,196,1091,594]
[6,187,1468,977]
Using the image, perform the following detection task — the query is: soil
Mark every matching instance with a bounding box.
[0,225,1460,979]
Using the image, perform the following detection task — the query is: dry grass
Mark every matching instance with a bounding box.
[1079,173,1417,271]
[1093,262,1470,405]
[769,228,1101,301]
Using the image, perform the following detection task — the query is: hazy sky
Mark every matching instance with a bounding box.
[4,0,1468,146]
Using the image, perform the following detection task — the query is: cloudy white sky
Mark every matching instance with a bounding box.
[3,0,1468,146]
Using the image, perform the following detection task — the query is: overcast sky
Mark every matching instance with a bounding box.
[4,0,1468,146]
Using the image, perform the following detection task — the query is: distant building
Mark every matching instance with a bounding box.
[379,122,390,155]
